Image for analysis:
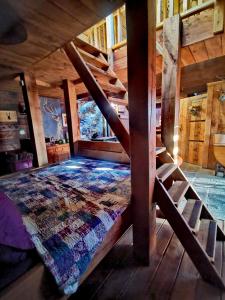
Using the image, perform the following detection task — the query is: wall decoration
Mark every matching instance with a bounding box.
[78,100,104,140]
[0,110,18,123]
[40,97,64,141]
[62,113,67,127]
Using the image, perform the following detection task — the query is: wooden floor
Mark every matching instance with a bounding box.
[71,218,225,300]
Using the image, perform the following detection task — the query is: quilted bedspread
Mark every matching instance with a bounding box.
[0,157,131,294]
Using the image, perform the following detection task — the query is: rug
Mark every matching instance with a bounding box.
[185,171,225,220]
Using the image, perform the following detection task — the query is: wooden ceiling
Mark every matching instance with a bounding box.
[0,4,225,99]
[0,0,124,79]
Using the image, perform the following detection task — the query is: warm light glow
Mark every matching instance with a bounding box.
[174,157,179,165]
[66,165,81,169]
[96,167,113,171]
[173,147,179,156]
[173,134,179,142]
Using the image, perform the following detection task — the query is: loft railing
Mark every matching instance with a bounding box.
[78,0,219,52]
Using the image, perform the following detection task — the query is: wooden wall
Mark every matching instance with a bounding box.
[179,81,225,169]
[207,81,225,169]
[179,94,208,166]
[77,140,129,163]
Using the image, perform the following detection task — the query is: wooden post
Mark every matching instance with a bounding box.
[62,80,79,157]
[117,10,123,43]
[126,0,156,265]
[20,73,48,167]
[183,0,189,12]
[106,13,115,66]
[161,15,181,161]
[213,0,224,34]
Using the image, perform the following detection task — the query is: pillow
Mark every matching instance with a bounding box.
[0,192,34,250]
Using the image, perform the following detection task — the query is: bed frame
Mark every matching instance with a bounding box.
[0,142,132,299]
[0,198,131,300]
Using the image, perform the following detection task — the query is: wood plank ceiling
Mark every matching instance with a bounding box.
[0,0,124,79]
[1,3,225,98]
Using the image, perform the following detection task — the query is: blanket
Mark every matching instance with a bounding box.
[0,157,131,294]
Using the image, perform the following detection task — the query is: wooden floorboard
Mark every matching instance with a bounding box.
[71,220,225,300]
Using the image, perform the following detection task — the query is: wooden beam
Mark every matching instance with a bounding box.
[126,0,156,264]
[64,42,130,156]
[20,73,48,167]
[62,80,79,157]
[161,15,181,160]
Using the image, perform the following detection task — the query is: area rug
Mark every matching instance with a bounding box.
[185,171,225,221]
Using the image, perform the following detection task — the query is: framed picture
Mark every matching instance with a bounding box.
[62,113,67,127]
[0,111,17,123]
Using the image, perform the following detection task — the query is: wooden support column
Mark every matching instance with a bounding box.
[106,13,115,66]
[126,0,156,264]
[213,0,224,34]
[64,42,130,156]
[161,15,181,160]
[62,80,79,157]
[20,73,48,167]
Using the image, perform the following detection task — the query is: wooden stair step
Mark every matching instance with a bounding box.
[198,219,217,262]
[168,181,189,205]
[87,63,117,83]
[156,163,177,182]
[74,37,107,57]
[99,81,127,94]
[78,48,109,69]
[182,199,202,232]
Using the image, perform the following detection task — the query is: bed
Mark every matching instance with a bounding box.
[0,157,131,299]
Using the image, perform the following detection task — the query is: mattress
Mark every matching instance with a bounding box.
[0,157,131,295]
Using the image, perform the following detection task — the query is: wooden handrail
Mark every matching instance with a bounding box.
[79,0,217,53]
[112,0,216,51]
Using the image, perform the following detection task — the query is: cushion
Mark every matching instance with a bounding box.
[0,192,34,250]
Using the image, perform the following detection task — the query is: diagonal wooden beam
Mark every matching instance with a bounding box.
[64,41,130,156]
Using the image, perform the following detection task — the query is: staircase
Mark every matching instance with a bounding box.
[71,38,128,108]
[155,148,225,290]
[65,39,225,291]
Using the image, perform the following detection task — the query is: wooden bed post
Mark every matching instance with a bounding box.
[161,15,181,160]
[20,73,48,167]
[126,0,157,264]
[62,80,80,157]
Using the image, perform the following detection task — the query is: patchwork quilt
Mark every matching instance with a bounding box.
[0,157,131,295]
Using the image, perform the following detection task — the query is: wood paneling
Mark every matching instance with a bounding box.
[126,0,156,264]
[188,141,204,165]
[0,0,124,79]
[179,87,225,170]
[77,140,129,163]
[179,94,208,166]
[182,9,214,46]
[189,121,205,141]
[189,42,209,63]
[205,35,223,59]
[207,81,225,169]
